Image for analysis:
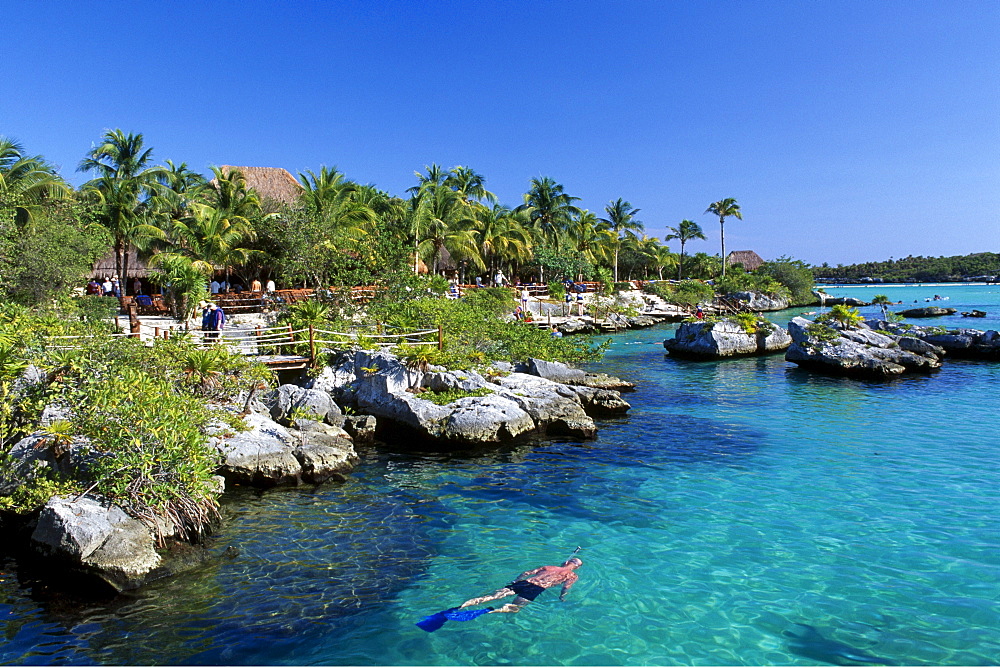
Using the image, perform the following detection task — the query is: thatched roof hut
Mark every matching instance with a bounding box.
[726,250,765,272]
[89,247,150,279]
[218,165,303,205]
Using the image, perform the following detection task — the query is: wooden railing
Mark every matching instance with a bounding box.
[43,322,443,368]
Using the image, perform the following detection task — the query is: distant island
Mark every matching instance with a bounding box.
[814,252,1000,284]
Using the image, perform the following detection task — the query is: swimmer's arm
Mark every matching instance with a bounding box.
[558,574,578,601]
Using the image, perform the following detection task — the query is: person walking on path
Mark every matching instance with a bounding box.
[494,270,507,287]
[520,287,531,314]
[459,557,583,614]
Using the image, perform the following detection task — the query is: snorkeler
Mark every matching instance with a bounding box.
[458,557,583,614]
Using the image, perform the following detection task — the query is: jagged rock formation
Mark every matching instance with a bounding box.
[865,320,1000,360]
[785,317,943,377]
[727,291,791,312]
[308,350,630,446]
[664,319,792,359]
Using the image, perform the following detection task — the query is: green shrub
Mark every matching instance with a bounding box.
[422,387,493,406]
[370,288,608,369]
[817,304,864,328]
[659,280,714,306]
[757,257,816,306]
[734,313,760,334]
[806,322,841,343]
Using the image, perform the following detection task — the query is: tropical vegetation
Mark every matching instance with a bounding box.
[814,253,1000,283]
[2,131,812,315]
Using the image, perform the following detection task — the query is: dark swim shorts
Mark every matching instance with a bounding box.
[508,580,547,601]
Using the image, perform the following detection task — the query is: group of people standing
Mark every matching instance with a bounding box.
[85,276,146,297]
[198,301,226,341]
[209,277,275,295]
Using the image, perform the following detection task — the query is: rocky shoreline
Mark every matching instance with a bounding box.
[1,353,632,594]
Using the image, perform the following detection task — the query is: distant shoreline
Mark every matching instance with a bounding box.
[816,282,997,289]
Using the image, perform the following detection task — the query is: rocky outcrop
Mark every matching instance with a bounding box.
[727,291,791,312]
[664,319,792,359]
[785,317,943,377]
[208,412,358,487]
[523,358,635,392]
[264,384,344,426]
[30,495,164,592]
[898,307,957,318]
[814,293,869,307]
[309,349,629,446]
[865,320,1000,360]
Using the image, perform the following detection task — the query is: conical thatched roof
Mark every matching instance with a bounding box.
[726,250,765,272]
[219,165,303,205]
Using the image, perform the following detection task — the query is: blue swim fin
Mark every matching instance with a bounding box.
[416,607,492,632]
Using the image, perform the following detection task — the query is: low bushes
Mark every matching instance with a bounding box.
[0,306,272,539]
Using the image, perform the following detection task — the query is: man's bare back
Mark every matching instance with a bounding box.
[459,557,582,614]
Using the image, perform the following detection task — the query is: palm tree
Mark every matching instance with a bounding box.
[569,210,614,271]
[477,204,533,278]
[445,166,497,204]
[515,177,581,250]
[409,184,482,274]
[687,252,722,280]
[600,198,644,282]
[0,137,70,228]
[666,219,706,280]
[209,166,263,220]
[298,166,376,242]
[79,130,166,291]
[298,166,352,218]
[406,164,449,196]
[649,243,678,281]
[152,202,260,292]
[706,198,742,277]
[872,294,892,320]
[156,160,208,223]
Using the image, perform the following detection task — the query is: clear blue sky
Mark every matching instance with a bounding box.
[4,0,997,265]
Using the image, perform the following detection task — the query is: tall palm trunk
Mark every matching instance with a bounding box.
[719,217,726,278]
[678,242,685,280]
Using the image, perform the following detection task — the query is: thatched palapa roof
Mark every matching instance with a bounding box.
[90,247,150,279]
[726,250,765,271]
[218,165,303,205]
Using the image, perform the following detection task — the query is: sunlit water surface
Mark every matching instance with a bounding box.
[1,286,999,665]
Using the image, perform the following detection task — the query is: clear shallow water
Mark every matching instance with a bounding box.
[2,286,999,666]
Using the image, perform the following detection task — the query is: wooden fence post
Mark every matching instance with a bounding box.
[437,324,444,351]
[308,323,316,366]
[154,327,160,339]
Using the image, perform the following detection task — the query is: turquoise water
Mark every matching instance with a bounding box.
[2,286,999,665]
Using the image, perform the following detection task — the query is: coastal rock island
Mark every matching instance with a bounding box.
[785,316,943,377]
[663,318,792,359]
[866,320,1000,360]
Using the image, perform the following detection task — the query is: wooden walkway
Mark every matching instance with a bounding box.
[46,321,442,370]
